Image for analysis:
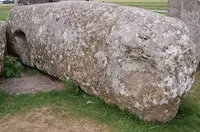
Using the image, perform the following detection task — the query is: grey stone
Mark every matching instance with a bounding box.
[168,0,200,58]
[7,1,198,122]
[168,0,182,18]
[0,74,62,94]
[0,21,7,76]
[15,0,93,5]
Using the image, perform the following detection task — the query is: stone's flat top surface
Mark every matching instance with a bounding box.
[0,74,62,94]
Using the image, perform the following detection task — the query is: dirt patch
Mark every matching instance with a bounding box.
[0,74,62,94]
[0,107,109,132]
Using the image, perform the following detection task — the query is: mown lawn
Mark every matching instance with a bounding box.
[1,1,200,132]
[0,5,13,21]
[99,0,168,11]
[0,74,200,132]
[110,2,167,10]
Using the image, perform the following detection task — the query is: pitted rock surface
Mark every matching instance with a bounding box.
[168,0,200,58]
[0,21,7,76]
[7,1,198,122]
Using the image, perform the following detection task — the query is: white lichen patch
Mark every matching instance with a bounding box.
[95,51,108,69]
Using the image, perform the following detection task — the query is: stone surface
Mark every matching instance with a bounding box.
[168,0,200,57]
[7,1,198,122]
[0,74,62,94]
[15,0,93,5]
[0,21,7,76]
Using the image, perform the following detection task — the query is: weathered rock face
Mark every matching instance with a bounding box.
[0,21,7,76]
[168,0,181,18]
[16,0,93,5]
[7,1,198,122]
[168,0,200,57]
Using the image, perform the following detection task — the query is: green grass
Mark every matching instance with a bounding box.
[159,12,168,15]
[0,5,13,21]
[0,12,9,21]
[111,2,167,10]
[98,0,167,2]
[22,66,41,76]
[0,73,200,132]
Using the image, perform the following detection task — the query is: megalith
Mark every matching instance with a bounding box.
[168,0,200,57]
[7,1,198,122]
[0,21,7,76]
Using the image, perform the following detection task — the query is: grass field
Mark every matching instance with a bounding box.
[1,1,200,132]
[98,0,168,11]
[98,0,167,2]
[0,73,200,132]
[0,5,13,21]
[108,2,167,10]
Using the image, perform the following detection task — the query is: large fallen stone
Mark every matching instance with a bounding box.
[0,21,7,76]
[168,0,200,57]
[7,1,198,122]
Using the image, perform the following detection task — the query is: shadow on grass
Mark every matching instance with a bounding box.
[0,76,200,132]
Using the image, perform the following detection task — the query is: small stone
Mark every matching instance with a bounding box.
[86,101,93,104]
